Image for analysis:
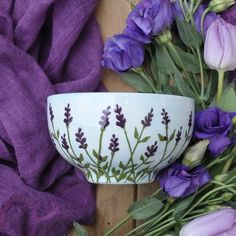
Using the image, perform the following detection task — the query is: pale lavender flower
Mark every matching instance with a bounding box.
[204,18,236,71]
[99,106,111,129]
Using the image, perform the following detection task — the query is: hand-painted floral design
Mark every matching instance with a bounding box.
[49,103,193,184]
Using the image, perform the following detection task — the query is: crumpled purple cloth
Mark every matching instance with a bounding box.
[0,0,103,235]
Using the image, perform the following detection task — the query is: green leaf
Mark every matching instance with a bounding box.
[121,72,154,93]
[78,154,84,163]
[155,44,178,75]
[134,127,139,140]
[73,222,89,236]
[119,161,125,169]
[92,149,99,159]
[128,197,163,220]
[102,162,108,170]
[119,173,127,180]
[173,73,200,103]
[140,136,151,143]
[52,133,57,140]
[140,155,145,162]
[56,129,60,138]
[158,134,167,142]
[218,85,236,112]
[176,18,203,48]
[170,45,200,73]
[101,156,108,162]
[174,194,195,220]
[203,78,213,102]
[169,130,176,142]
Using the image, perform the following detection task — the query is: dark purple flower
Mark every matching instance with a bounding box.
[229,70,236,83]
[124,0,174,44]
[61,134,69,151]
[145,141,158,157]
[114,104,126,128]
[141,108,154,127]
[99,106,111,129]
[64,104,73,127]
[102,34,144,72]
[108,134,119,153]
[49,104,54,122]
[158,163,211,198]
[161,108,170,126]
[172,2,218,32]
[194,107,236,156]
[222,3,236,25]
[75,128,88,149]
[176,126,182,143]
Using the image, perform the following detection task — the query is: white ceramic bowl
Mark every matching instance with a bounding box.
[47,93,194,184]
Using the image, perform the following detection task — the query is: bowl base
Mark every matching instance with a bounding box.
[85,174,156,185]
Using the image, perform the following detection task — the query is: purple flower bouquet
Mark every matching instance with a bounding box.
[99,0,236,235]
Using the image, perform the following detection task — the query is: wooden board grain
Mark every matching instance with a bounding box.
[69,1,157,235]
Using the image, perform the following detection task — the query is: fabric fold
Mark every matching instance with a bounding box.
[0,0,102,235]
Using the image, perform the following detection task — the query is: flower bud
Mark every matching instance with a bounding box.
[214,174,228,182]
[205,205,224,212]
[157,30,172,44]
[232,116,236,124]
[222,192,234,201]
[209,0,235,13]
[182,140,209,168]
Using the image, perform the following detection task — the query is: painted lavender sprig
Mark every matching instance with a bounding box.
[99,106,111,129]
[75,128,88,149]
[114,104,126,128]
[108,134,119,153]
[64,104,73,127]
[49,104,54,122]
[61,134,69,150]
[161,108,170,126]
[145,141,158,158]
[141,108,154,127]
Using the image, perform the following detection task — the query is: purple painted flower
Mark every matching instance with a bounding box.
[188,111,193,129]
[64,104,73,127]
[194,107,236,156]
[176,126,182,143]
[172,2,218,32]
[75,128,88,149]
[99,106,111,129]
[49,104,54,122]
[158,163,211,198]
[108,134,119,153]
[180,208,236,236]
[114,104,126,128]
[124,0,174,44]
[161,108,170,126]
[141,108,154,127]
[102,34,144,72]
[145,141,158,157]
[61,134,69,151]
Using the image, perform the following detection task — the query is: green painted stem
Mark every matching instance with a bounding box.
[217,70,225,105]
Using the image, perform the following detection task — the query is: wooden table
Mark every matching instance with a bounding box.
[69,1,158,235]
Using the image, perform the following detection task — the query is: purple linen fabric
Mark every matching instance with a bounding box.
[0,0,103,235]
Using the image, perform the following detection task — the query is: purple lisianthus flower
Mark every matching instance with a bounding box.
[102,34,144,72]
[158,163,210,198]
[124,0,174,44]
[194,107,236,156]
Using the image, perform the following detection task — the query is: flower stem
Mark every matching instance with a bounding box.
[217,70,225,105]
[104,215,131,236]
[200,8,210,36]
[222,157,234,174]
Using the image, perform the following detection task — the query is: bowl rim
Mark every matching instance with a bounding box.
[47,92,195,103]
